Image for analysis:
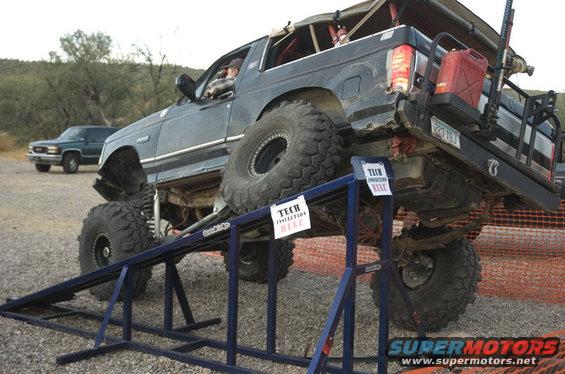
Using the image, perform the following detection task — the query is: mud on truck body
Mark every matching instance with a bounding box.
[80,0,562,331]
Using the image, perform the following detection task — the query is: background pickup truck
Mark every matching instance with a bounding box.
[80,0,562,331]
[28,125,118,174]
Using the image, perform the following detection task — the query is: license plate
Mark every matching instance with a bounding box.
[431,117,461,149]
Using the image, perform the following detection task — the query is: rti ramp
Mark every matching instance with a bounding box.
[0,157,424,373]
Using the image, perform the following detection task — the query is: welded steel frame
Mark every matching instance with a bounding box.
[0,157,424,373]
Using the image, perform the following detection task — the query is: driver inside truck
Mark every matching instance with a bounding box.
[204,57,243,99]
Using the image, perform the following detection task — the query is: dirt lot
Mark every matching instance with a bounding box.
[0,157,562,373]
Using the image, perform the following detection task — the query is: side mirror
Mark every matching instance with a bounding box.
[175,74,196,100]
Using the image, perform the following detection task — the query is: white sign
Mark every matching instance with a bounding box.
[362,162,392,196]
[270,195,311,239]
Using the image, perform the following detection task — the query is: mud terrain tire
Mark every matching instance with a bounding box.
[222,240,294,283]
[78,201,153,300]
[220,100,342,214]
[370,238,481,331]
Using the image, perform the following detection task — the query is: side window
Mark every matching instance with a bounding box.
[193,47,251,100]
[264,7,397,70]
[90,129,107,143]
[265,28,317,70]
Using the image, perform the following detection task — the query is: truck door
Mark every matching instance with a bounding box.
[154,46,253,184]
[83,128,105,164]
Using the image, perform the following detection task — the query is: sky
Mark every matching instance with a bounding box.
[0,0,563,91]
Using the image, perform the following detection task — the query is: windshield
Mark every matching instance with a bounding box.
[59,127,87,139]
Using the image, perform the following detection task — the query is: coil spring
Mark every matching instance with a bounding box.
[141,183,155,232]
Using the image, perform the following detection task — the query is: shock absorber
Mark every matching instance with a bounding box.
[153,188,161,240]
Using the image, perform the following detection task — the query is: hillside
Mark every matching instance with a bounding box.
[0,58,204,142]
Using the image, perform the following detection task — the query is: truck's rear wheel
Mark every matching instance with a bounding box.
[370,237,481,331]
[78,202,153,300]
[220,100,342,214]
[222,240,294,283]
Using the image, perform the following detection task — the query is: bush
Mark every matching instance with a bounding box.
[0,132,17,152]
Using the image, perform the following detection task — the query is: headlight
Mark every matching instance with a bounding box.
[47,146,60,154]
[28,144,33,153]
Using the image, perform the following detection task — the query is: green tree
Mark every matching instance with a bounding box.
[48,30,132,125]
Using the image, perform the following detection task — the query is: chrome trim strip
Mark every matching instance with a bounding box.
[62,148,84,157]
[226,134,244,142]
[27,153,62,159]
[140,138,227,164]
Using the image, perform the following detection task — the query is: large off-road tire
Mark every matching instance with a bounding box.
[35,164,51,172]
[222,240,294,283]
[220,100,342,214]
[62,152,80,174]
[370,238,481,331]
[78,201,154,300]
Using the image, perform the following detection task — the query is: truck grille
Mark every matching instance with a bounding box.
[33,146,47,153]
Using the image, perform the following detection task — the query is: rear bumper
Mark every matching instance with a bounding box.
[397,99,562,211]
[27,153,62,165]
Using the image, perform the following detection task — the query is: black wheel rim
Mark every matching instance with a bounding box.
[239,245,259,265]
[249,132,290,176]
[400,253,434,289]
[69,157,78,172]
[92,233,112,267]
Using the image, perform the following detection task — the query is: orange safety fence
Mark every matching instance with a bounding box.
[293,201,565,305]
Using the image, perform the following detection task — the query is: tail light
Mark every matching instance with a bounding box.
[387,45,415,92]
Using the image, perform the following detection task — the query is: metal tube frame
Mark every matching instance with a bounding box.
[0,157,425,374]
[417,31,562,178]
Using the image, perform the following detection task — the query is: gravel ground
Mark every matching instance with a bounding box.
[0,158,562,373]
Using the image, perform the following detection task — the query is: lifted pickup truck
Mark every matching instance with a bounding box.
[79,0,562,331]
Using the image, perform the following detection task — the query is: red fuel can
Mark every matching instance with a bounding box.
[435,49,488,108]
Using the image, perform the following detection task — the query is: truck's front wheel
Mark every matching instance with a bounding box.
[370,237,481,331]
[78,202,154,300]
[35,164,51,173]
[62,152,80,174]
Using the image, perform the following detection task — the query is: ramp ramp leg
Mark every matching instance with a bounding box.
[95,265,130,348]
[57,265,131,364]
[226,224,241,366]
[164,257,218,333]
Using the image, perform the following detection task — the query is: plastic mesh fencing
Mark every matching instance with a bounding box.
[293,201,565,305]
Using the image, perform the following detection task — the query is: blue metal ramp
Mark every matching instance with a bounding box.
[0,157,425,373]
